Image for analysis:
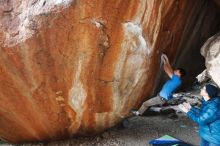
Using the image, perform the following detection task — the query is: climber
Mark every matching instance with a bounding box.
[131,54,186,116]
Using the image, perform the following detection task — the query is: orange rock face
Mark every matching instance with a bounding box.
[0,0,219,143]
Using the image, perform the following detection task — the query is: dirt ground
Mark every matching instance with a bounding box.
[1,112,200,146]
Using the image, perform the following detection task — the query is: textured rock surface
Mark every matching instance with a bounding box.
[214,0,220,7]
[0,0,73,47]
[0,0,220,143]
[197,32,220,87]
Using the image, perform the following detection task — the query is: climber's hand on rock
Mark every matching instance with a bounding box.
[161,54,169,64]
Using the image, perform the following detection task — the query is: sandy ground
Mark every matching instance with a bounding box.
[1,112,200,146]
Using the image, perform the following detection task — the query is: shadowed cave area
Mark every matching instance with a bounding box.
[154,0,220,94]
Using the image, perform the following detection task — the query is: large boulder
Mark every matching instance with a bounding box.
[0,0,219,143]
[197,32,220,87]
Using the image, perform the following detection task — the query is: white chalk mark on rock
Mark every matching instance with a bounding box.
[69,59,87,114]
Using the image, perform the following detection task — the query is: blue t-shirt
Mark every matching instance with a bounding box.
[159,74,182,100]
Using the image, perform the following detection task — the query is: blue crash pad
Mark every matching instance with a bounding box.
[149,135,193,146]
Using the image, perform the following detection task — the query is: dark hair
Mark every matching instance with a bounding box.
[177,68,186,77]
[206,84,219,98]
